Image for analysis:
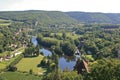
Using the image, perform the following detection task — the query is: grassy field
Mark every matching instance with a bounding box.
[44,37,62,43]
[0,23,11,26]
[0,47,25,71]
[0,72,42,80]
[16,55,46,75]
[0,54,22,71]
[66,33,80,39]
[0,63,6,71]
[0,19,11,26]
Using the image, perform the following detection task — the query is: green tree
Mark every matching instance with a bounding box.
[62,32,66,40]
[74,39,80,46]
[53,46,63,55]
[84,59,120,80]
[61,42,76,56]
[23,46,39,57]
[29,69,33,74]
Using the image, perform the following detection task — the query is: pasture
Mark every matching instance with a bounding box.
[0,72,42,80]
[16,55,46,75]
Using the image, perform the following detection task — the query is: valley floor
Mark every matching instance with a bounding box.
[16,55,46,75]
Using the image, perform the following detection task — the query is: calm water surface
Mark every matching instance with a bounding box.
[32,37,80,71]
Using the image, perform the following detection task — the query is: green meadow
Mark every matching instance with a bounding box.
[16,55,46,75]
[0,72,42,80]
[0,19,11,26]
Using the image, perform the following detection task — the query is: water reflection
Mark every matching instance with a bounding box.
[40,48,52,56]
[32,37,80,71]
[59,55,76,71]
[31,36,38,46]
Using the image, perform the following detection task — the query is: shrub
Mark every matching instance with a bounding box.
[29,69,33,74]
[9,54,24,67]
[8,66,17,72]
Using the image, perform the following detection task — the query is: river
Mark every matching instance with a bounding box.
[32,37,80,71]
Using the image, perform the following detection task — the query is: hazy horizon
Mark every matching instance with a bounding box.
[1,0,120,13]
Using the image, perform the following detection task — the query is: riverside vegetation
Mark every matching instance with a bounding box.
[0,10,120,80]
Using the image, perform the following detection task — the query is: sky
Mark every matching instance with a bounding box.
[0,0,120,13]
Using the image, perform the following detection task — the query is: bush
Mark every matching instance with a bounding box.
[8,66,17,72]
[9,54,24,67]
[0,54,24,72]
[43,71,83,80]
[84,59,120,80]
[40,52,44,55]
[29,69,33,74]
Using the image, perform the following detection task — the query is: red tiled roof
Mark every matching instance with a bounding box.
[83,60,90,73]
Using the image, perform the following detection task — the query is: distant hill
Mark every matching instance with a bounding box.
[0,10,77,25]
[1,10,120,25]
[66,12,120,24]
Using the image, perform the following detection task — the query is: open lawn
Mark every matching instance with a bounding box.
[16,55,46,75]
[0,63,6,71]
[0,72,42,80]
[0,47,25,71]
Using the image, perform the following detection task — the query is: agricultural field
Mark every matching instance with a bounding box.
[0,19,11,26]
[16,55,46,75]
[0,72,42,80]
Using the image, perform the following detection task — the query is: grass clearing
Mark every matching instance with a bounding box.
[0,72,42,80]
[0,23,11,26]
[66,33,80,39]
[0,54,22,71]
[16,55,46,75]
[0,47,25,71]
[0,19,10,22]
[0,19,11,26]
[44,37,58,41]
[0,63,6,70]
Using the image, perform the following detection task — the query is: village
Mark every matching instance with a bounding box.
[0,47,24,62]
